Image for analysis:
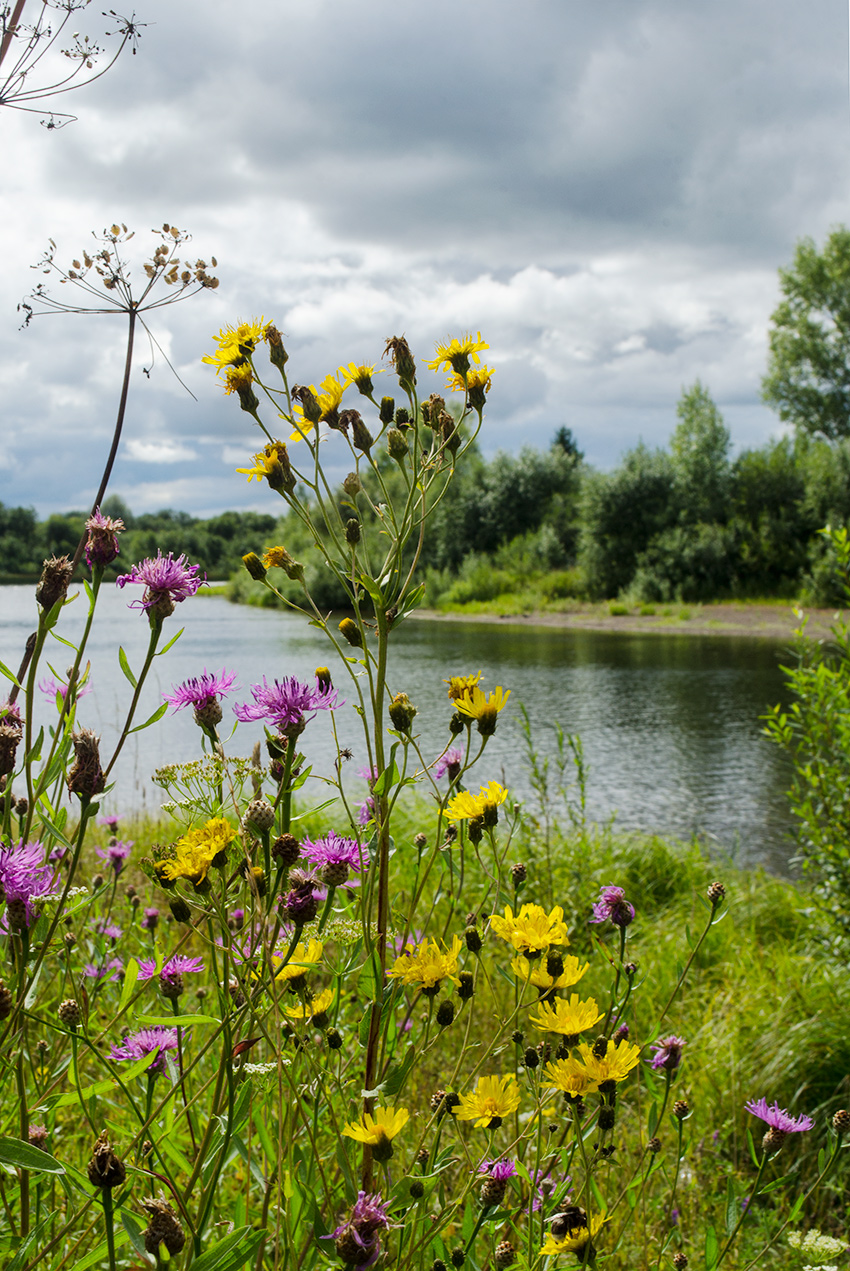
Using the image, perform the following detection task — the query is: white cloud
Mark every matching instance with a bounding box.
[125,439,197,464]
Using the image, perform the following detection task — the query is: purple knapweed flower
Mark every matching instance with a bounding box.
[84,508,124,568]
[116,551,205,621]
[282,877,321,926]
[137,954,204,982]
[650,1035,686,1072]
[141,907,160,932]
[228,908,245,931]
[39,677,93,706]
[479,1158,517,1181]
[357,796,376,828]
[745,1098,814,1133]
[328,1190,391,1271]
[110,1026,180,1077]
[100,814,120,832]
[93,920,123,942]
[49,844,68,864]
[301,832,363,878]
[0,839,59,928]
[531,1168,570,1212]
[166,669,237,713]
[590,884,635,928]
[234,674,342,738]
[95,840,133,875]
[84,958,124,982]
[434,747,464,781]
[0,699,23,729]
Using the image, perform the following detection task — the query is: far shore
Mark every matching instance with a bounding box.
[412,600,842,641]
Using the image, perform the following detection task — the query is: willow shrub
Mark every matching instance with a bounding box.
[0,324,847,1271]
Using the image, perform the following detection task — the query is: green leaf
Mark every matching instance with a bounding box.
[0,661,22,690]
[745,1127,759,1168]
[724,1176,737,1235]
[48,1047,158,1107]
[127,701,169,734]
[5,1216,54,1271]
[121,1211,148,1258]
[373,745,400,797]
[0,1137,65,1173]
[135,1012,221,1027]
[382,1045,416,1098]
[358,1008,373,1047]
[71,1232,130,1271]
[157,627,185,657]
[118,645,137,688]
[704,1223,719,1270]
[119,957,140,1014]
[358,573,384,602]
[588,1176,606,1213]
[190,1226,264,1271]
[817,1146,826,1173]
[647,1100,658,1139]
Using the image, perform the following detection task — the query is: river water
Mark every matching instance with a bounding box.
[0,584,797,872]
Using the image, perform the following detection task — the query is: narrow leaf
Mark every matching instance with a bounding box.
[704,1224,719,1270]
[118,645,137,688]
[0,661,22,689]
[724,1176,737,1235]
[190,1226,264,1271]
[157,627,185,657]
[119,957,140,1014]
[128,701,168,734]
[0,1137,65,1173]
[136,1012,220,1027]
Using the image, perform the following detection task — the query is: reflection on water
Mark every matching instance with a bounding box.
[0,585,796,871]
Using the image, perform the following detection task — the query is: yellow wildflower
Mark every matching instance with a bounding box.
[290,373,347,440]
[446,780,508,826]
[529,994,602,1036]
[388,935,462,990]
[558,1038,642,1086]
[223,362,254,395]
[446,364,494,410]
[427,332,489,376]
[203,317,271,373]
[453,1074,520,1128]
[512,954,589,990]
[542,1060,599,1098]
[236,440,296,494]
[342,1106,409,1160]
[444,672,483,704]
[157,817,235,885]
[340,362,380,395]
[539,1211,606,1256]
[283,986,334,1019]
[453,685,510,736]
[489,903,568,956]
[271,939,324,982]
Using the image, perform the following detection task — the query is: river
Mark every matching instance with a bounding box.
[0,583,796,872]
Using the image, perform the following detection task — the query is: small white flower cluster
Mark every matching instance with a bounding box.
[239,1059,288,1091]
[789,1229,846,1265]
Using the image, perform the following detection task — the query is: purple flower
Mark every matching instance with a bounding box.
[479,1158,517,1181]
[94,921,123,942]
[745,1098,814,1133]
[141,907,160,932]
[39,677,93,705]
[228,908,245,931]
[166,669,237,712]
[49,844,68,864]
[650,1035,686,1072]
[357,796,376,828]
[0,839,59,928]
[301,832,363,874]
[434,747,464,781]
[100,815,120,832]
[84,958,124,982]
[137,955,204,982]
[234,674,342,738]
[95,840,133,875]
[590,885,635,928]
[282,878,320,926]
[116,551,205,620]
[84,508,124,568]
[328,1191,391,1271]
[0,700,23,730]
[110,1026,180,1077]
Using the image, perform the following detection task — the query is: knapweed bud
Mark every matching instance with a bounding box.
[92,873,105,890]
[614,1022,630,1044]
[36,555,74,611]
[345,518,361,546]
[142,1196,187,1257]
[450,1248,466,1268]
[707,880,725,907]
[762,1126,786,1152]
[84,509,123,568]
[169,896,192,924]
[0,980,13,1020]
[242,552,267,581]
[648,1136,661,1154]
[511,862,527,886]
[67,729,106,799]
[457,971,474,1000]
[379,395,395,423]
[413,832,427,849]
[495,1241,516,1268]
[832,1108,850,1135]
[343,471,362,497]
[0,724,21,778]
[266,324,289,371]
[387,427,409,461]
[58,997,80,1028]
[338,618,363,648]
[28,1124,48,1148]
[388,692,417,734]
[244,798,275,833]
[436,999,455,1028]
[6,898,27,931]
[87,1131,126,1190]
[320,860,350,887]
[283,881,319,926]
[480,1175,508,1208]
[159,970,184,1000]
[409,1178,425,1199]
[14,796,28,817]
[672,1255,688,1271]
[673,1099,690,1120]
[272,833,301,865]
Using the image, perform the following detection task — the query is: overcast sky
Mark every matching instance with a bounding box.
[2,0,849,517]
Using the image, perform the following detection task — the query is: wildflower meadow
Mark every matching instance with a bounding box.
[1,268,849,1271]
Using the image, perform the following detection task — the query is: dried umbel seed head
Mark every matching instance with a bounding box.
[832,1108,850,1135]
[36,555,74,611]
[495,1241,516,1268]
[673,1099,690,1120]
[648,1136,661,1154]
[707,880,725,906]
[672,1255,689,1271]
[58,998,81,1028]
[87,1131,126,1190]
[457,971,474,1001]
[244,798,275,833]
[0,980,13,1020]
[511,862,527,886]
[270,833,300,867]
[67,729,106,799]
[436,999,455,1028]
[480,1175,508,1207]
[141,1196,187,1257]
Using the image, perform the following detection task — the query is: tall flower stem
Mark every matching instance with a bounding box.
[102,617,162,781]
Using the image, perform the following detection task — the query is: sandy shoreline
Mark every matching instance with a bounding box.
[412,601,844,641]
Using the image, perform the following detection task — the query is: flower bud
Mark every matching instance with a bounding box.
[707,880,725,907]
[266,324,289,371]
[387,427,409,461]
[379,396,395,424]
[244,798,275,833]
[832,1108,850,1135]
[338,617,363,648]
[388,692,417,734]
[343,471,362,497]
[0,980,13,1020]
[67,729,106,799]
[464,925,482,953]
[495,1241,516,1268]
[457,971,474,1001]
[87,1131,126,1190]
[272,833,301,865]
[409,1179,425,1199]
[648,1136,661,1153]
[169,896,192,924]
[242,552,267,581]
[345,518,361,546]
[511,862,527,886]
[384,335,417,392]
[142,1196,186,1257]
[350,413,374,453]
[436,999,455,1028]
[263,545,305,582]
[326,1027,343,1049]
[36,555,74,611]
[451,1248,466,1268]
[524,1046,540,1069]
[673,1099,690,1120]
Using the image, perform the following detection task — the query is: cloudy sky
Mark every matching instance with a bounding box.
[2,0,849,517]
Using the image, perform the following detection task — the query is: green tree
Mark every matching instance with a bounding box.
[670,381,731,523]
[763,226,850,440]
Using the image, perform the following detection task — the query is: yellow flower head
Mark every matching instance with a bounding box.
[236,440,296,494]
[388,934,462,990]
[284,986,334,1020]
[540,1211,606,1256]
[512,954,588,991]
[453,685,510,736]
[453,1074,520,1128]
[427,332,489,376]
[446,364,494,410]
[291,373,347,439]
[444,672,483,704]
[560,1038,642,1086]
[203,317,271,372]
[340,362,381,396]
[489,903,568,956]
[271,939,324,983]
[343,1105,410,1147]
[158,817,236,885]
[446,780,508,827]
[542,1059,599,1098]
[224,362,254,395]
[529,993,603,1036]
